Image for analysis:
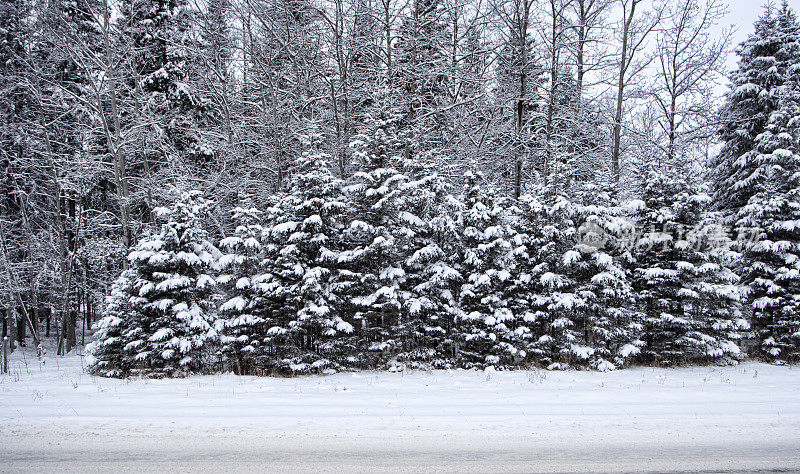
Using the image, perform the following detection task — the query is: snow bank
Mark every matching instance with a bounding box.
[1,347,799,443]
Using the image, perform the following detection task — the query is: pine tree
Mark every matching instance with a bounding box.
[503,194,548,365]
[521,196,578,369]
[393,0,449,114]
[216,203,274,374]
[392,0,451,153]
[265,133,353,373]
[715,2,800,363]
[1,0,33,206]
[0,0,34,313]
[738,80,800,362]
[713,2,800,211]
[338,118,414,367]
[123,191,218,376]
[741,185,800,362]
[568,198,639,371]
[87,269,142,377]
[402,188,463,367]
[455,170,524,368]
[118,0,203,168]
[520,188,639,371]
[120,0,190,96]
[631,168,745,365]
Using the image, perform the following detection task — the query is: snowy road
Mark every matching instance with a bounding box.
[2,350,799,472]
[3,432,799,472]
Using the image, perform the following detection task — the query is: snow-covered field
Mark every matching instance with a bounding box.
[2,347,800,472]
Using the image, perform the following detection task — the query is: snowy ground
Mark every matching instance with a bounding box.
[2,347,800,472]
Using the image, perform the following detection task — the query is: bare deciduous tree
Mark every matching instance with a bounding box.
[610,0,663,181]
[652,0,731,164]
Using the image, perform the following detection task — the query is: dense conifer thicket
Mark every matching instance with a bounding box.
[2,0,800,375]
[90,178,747,377]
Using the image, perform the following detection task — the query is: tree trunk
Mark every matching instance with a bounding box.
[20,197,40,340]
[384,0,392,87]
[99,0,132,251]
[612,2,635,182]
[36,95,72,356]
[576,0,587,101]
[16,307,25,346]
[2,335,8,374]
[545,1,560,179]
[67,309,77,351]
[514,3,530,199]
[667,95,676,162]
[514,99,524,199]
[0,218,40,347]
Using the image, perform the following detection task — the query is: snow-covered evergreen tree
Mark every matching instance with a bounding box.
[737,82,800,362]
[520,186,639,371]
[741,186,800,362]
[455,170,524,368]
[119,0,191,99]
[118,0,205,167]
[91,191,219,377]
[87,269,143,377]
[568,197,639,371]
[393,0,450,146]
[265,133,353,373]
[520,196,578,369]
[503,194,548,365]
[713,2,800,211]
[716,2,800,363]
[402,189,463,367]
[216,203,273,374]
[338,117,416,366]
[393,153,461,366]
[631,169,745,365]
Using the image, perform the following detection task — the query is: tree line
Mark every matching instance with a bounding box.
[88,141,745,376]
[1,0,799,372]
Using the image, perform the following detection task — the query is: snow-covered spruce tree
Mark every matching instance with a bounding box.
[737,80,800,362]
[521,187,640,371]
[265,133,353,374]
[504,194,550,365]
[521,197,578,369]
[402,188,463,368]
[630,169,745,366]
[566,197,640,371]
[91,191,219,377]
[186,0,235,160]
[392,0,450,151]
[216,203,275,374]
[118,0,206,166]
[35,0,104,166]
[87,269,143,377]
[392,151,462,367]
[695,210,750,361]
[741,183,800,362]
[715,2,800,362]
[455,170,524,368]
[713,2,800,211]
[338,116,418,367]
